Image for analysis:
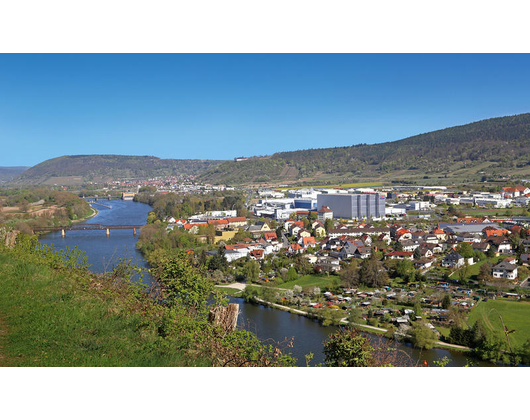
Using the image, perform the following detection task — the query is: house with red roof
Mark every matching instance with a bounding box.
[299,236,317,248]
[288,243,305,255]
[263,231,278,242]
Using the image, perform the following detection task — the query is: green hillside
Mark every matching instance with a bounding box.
[198,113,530,186]
[11,155,224,185]
[9,113,530,187]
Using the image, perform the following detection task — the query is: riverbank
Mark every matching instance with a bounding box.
[217,282,471,353]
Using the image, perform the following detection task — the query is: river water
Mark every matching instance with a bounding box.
[39,199,154,285]
[39,199,491,367]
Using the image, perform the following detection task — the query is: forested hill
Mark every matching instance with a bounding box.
[11,155,225,185]
[11,114,530,187]
[198,113,530,186]
[0,167,29,183]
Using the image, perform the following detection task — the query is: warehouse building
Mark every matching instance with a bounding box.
[316,193,386,219]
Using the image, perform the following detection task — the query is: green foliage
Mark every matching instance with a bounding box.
[409,322,437,350]
[323,328,375,367]
[358,254,389,287]
[0,235,295,367]
[207,248,228,272]
[151,252,214,315]
[243,260,260,282]
[456,242,474,259]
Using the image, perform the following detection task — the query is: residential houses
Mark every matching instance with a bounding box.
[492,261,518,280]
[169,184,530,298]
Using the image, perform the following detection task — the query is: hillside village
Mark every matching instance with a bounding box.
[156,183,530,344]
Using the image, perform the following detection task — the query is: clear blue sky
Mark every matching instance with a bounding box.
[1,54,530,167]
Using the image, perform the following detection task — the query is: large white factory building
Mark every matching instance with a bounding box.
[316,193,386,219]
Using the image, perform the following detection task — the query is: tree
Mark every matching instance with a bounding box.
[458,261,470,283]
[339,261,360,288]
[323,328,375,367]
[409,322,437,350]
[456,242,474,259]
[208,247,228,271]
[477,262,493,283]
[324,218,334,233]
[243,260,260,283]
[395,259,414,279]
[358,254,389,287]
[286,266,298,282]
[441,294,452,310]
[154,253,214,315]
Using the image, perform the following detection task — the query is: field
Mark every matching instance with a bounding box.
[467,298,530,349]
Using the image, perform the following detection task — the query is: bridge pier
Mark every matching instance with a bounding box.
[106,228,110,236]
[61,229,65,237]
[133,228,137,235]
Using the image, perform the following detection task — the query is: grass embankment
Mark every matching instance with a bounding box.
[449,256,502,281]
[0,251,208,367]
[467,299,530,349]
[279,182,382,190]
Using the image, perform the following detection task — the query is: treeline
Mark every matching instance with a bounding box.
[0,187,92,234]
[134,190,248,221]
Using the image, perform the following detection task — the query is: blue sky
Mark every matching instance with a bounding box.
[1,54,530,167]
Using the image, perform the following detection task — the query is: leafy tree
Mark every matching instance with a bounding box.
[441,294,452,310]
[324,218,334,233]
[339,262,360,288]
[243,260,260,282]
[208,247,228,271]
[409,322,437,350]
[286,266,298,282]
[323,328,375,367]
[153,253,214,315]
[395,259,414,279]
[477,262,493,283]
[456,242,474,259]
[358,254,389,287]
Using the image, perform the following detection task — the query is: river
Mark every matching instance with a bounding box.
[39,199,154,285]
[39,199,491,367]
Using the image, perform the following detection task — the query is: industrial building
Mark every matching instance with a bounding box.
[316,193,386,219]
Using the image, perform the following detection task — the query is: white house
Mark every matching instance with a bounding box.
[492,261,518,280]
[442,251,464,268]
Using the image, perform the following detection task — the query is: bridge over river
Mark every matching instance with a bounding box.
[33,224,144,237]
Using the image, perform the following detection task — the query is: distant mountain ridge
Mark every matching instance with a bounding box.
[11,155,224,185]
[9,113,530,187]
[0,166,29,183]
[198,113,530,186]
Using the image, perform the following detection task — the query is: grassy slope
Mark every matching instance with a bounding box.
[467,299,530,349]
[0,251,209,367]
[279,274,337,290]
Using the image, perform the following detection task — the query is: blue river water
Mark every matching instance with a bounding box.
[39,199,154,285]
[38,199,492,366]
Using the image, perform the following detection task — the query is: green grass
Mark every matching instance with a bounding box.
[214,286,243,297]
[0,250,210,367]
[450,256,502,281]
[467,299,530,349]
[279,274,337,290]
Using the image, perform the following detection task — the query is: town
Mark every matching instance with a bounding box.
[121,180,530,363]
